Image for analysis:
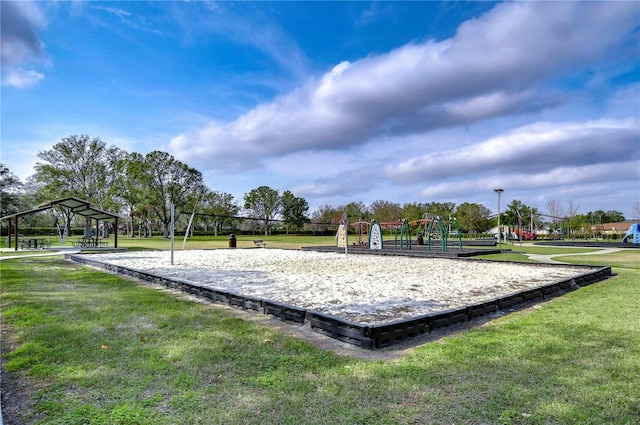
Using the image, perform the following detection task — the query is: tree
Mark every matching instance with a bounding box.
[309,204,340,234]
[526,205,543,232]
[281,190,309,234]
[455,202,491,235]
[403,202,429,222]
[201,191,240,236]
[34,135,124,207]
[566,200,581,239]
[604,210,625,223]
[0,163,23,217]
[113,152,146,237]
[425,202,456,220]
[243,186,281,235]
[571,213,590,238]
[343,201,369,222]
[504,200,526,227]
[140,151,206,238]
[33,135,126,236]
[369,200,403,223]
[585,210,625,225]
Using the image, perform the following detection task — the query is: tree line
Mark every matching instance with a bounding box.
[1,135,637,238]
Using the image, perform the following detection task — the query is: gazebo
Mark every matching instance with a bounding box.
[1,196,120,251]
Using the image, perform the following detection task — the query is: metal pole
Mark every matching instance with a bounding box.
[494,189,503,247]
[170,203,175,265]
[14,217,19,251]
[531,209,533,236]
[343,212,348,255]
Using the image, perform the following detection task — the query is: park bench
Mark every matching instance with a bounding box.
[253,239,267,248]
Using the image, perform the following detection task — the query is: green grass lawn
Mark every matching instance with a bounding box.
[552,250,640,270]
[1,242,639,424]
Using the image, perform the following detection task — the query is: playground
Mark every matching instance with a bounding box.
[341,215,470,252]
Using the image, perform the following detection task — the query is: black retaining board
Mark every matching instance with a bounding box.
[66,254,612,350]
[306,311,374,349]
[263,300,306,324]
[368,316,432,348]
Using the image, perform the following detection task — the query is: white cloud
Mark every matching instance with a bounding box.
[3,69,45,88]
[387,118,640,183]
[169,1,639,172]
[420,161,640,199]
[0,1,49,88]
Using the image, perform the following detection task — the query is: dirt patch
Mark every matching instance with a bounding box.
[1,323,42,425]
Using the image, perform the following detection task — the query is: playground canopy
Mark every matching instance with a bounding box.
[1,196,121,250]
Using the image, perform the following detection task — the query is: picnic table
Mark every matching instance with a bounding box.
[20,238,50,250]
[71,237,107,248]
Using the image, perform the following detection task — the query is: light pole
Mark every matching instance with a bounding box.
[494,189,504,246]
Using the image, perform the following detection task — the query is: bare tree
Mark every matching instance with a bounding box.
[566,199,581,240]
[546,199,564,237]
[630,202,640,220]
[309,204,339,234]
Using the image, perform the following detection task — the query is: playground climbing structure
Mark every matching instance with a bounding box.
[622,223,640,244]
[415,214,462,252]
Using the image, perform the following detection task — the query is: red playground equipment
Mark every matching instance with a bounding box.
[512,226,537,241]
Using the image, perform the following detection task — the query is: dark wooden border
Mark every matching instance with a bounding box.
[67,254,612,349]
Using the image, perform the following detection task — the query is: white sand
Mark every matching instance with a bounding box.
[80,249,586,324]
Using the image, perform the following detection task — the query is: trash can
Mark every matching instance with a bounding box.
[417,234,424,245]
[228,234,236,248]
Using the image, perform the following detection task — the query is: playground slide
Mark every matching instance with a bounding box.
[621,223,640,244]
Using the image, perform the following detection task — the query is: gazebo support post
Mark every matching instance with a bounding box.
[114,218,118,248]
[14,216,19,251]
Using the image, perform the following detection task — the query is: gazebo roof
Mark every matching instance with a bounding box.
[1,196,120,221]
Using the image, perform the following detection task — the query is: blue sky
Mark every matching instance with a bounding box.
[2,1,639,218]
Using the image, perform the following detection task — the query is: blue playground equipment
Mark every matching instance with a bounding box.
[622,223,640,244]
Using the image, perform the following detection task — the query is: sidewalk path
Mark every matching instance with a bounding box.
[522,247,626,264]
[0,248,81,261]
